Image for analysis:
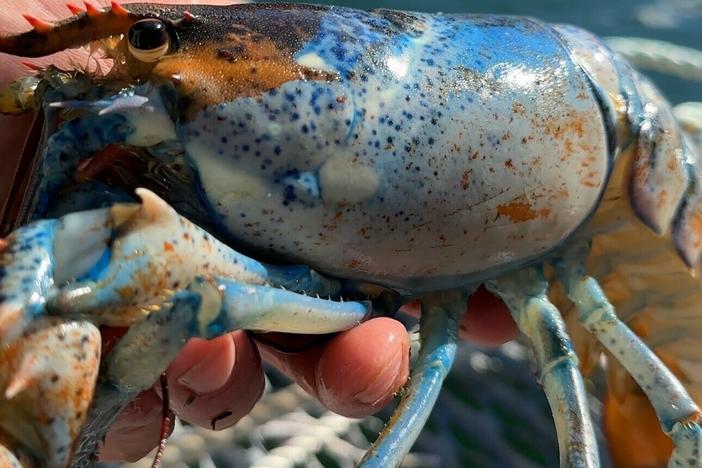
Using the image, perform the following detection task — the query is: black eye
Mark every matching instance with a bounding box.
[128,19,169,50]
[127,19,172,63]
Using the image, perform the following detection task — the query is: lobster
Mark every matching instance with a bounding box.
[0,2,700,466]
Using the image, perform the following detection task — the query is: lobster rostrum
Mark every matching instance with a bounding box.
[0,2,701,467]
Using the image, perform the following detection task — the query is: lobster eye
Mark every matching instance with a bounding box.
[128,19,171,63]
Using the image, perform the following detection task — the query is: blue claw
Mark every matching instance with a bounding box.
[71,276,371,464]
[0,207,113,344]
[0,220,57,345]
[48,189,270,325]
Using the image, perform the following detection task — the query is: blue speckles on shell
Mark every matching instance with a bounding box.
[183,10,608,290]
[0,219,57,340]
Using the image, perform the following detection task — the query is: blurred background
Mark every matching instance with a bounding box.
[112,0,701,467]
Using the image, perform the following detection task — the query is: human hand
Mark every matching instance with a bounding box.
[0,1,516,462]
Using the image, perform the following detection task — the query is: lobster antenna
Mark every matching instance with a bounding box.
[151,372,172,468]
[1,2,138,57]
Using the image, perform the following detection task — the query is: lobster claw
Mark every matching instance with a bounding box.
[0,318,101,467]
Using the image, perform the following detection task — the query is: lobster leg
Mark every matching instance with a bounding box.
[358,291,464,468]
[553,240,702,467]
[487,267,600,468]
[72,276,371,465]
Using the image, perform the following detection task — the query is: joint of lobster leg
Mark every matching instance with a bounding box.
[668,414,702,467]
[554,243,701,432]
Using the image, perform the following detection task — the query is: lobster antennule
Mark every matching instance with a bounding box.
[0,5,139,58]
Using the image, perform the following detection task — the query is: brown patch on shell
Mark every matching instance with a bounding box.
[151,34,337,119]
[496,198,550,223]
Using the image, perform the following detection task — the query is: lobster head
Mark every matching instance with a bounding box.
[1,2,336,119]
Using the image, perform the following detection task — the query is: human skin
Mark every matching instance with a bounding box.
[0,0,517,462]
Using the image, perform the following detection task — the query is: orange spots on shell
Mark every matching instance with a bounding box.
[323,211,345,231]
[564,139,574,154]
[688,208,702,249]
[115,285,136,300]
[581,172,600,188]
[657,190,668,209]
[460,170,471,190]
[347,258,362,269]
[667,156,678,171]
[580,155,597,167]
[163,241,174,252]
[496,199,550,223]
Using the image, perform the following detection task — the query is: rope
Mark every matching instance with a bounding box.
[606,36,702,82]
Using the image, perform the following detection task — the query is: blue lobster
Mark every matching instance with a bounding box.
[0,3,700,467]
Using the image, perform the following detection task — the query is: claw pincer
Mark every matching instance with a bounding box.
[1,2,702,467]
[0,319,100,467]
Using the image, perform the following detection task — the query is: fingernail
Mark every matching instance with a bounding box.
[210,410,235,430]
[352,346,404,405]
[177,348,231,395]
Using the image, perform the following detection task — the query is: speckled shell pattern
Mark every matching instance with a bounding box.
[1,3,702,466]
[164,6,610,293]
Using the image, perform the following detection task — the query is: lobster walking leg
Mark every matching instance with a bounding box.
[487,268,600,468]
[553,241,702,467]
[358,291,464,468]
